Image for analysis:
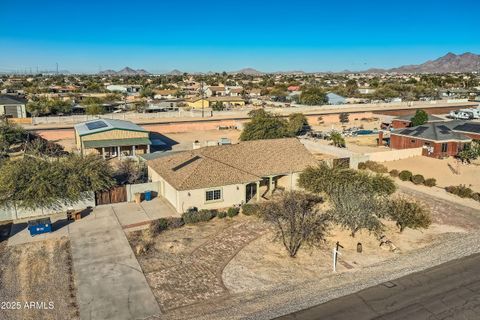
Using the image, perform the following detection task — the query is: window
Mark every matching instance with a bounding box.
[411,139,416,143]
[424,142,431,146]
[205,189,222,202]
[441,143,448,153]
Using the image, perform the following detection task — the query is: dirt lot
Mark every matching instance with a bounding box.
[223,220,465,293]
[0,237,79,320]
[384,156,480,192]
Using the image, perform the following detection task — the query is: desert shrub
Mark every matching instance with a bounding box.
[411,174,425,185]
[445,185,474,198]
[182,209,217,224]
[358,162,367,170]
[472,193,480,202]
[364,161,388,173]
[165,217,184,229]
[389,169,399,177]
[217,211,227,218]
[149,218,168,236]
[227,207,240,218]
[398,170,413,181]
[387,197,432,232]
[371,174,397,196]
[423,178,437,187]
[241,204,260,216]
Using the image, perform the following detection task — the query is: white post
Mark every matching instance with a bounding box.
[333,248,337,272]
[147,144,150,153]
[102,147,105,159]
[132,145,136,156]
[117,146,121,158]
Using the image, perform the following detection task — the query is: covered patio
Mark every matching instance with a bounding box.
[83,138,151,159]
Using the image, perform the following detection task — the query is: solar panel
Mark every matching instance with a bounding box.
[412,127,427,136]
[86,120,108,131]
[453,123,480,134]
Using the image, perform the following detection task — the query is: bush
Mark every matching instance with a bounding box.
[165,217,184,229]
[411,174,425,185]
[423,178,437,187]
[241,204,260,216]
[389,169,399,177]
[387,197,432,232]
[445,185,474,198]
[182,209,217,224]
[217,211,227,218]
[227,207,240,218]
[472,193,480,202]
[398,170,413,181]
[358,162,367,170]
[364,161,388,173]
[149,218,168,236]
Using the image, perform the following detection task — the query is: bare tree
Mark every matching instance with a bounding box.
[261,191,329,258]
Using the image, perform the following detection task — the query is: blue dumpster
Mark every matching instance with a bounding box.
[144,191,152,201]
[27,218,52,236]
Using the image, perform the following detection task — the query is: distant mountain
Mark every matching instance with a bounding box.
[99,67,150,75]
[168,69,183,76]
[231,68,264,75]
[361,52,480,74]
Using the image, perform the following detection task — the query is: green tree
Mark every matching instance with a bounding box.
[410,109,429,126]
[86,103,106,115]
[240,109,292,141]
[0,119,28,157]
[386,197,431,232]
[287,113,308,135]
[299,164,396,237]
[261,191,329,257]
[212,101,224,111]
[299,87,328,105]
[339,112,349,125]
[140,86,155,98]
[330,132,346,148]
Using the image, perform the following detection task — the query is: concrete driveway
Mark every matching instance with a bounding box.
[69,206,161,320]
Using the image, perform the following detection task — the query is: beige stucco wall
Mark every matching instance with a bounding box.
[366,147,423,162]
[276,172,301,190]
[81,129,148,141]
[177,184,246,213]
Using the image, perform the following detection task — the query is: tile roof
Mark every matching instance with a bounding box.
[74,118,148,136]
[147,138,318,190]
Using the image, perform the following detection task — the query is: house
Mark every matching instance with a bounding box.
[106,84,142,94]
[186,96,245,109]
[388,114,446,129]
[0,95,27,118]
[146,138,318,213]
[287,85,301,92]
[248,88,262,97]
[74,119,151,158]
[205,86,226,97]
[358,87,376,95]
[390,120,480,158]
[145,100,180,112]
[326,93,346,105]
[153,89,177,99]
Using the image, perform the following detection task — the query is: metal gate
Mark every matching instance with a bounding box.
[95,186,127,205]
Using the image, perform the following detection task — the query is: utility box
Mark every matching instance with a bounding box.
[28,218,52,236]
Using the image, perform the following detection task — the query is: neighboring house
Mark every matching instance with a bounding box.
[227,87,243,96]
[388,113,446,129]
[106,84,142,94]
[248,88,262,97]
[358,87,376,95]
[74,119,151,158]
[153,89,177,99]
[326,93,346,105]
[390,120,480,158]
[146,138,318,213]
[145,100,181,112]
[0,95,27,118]
[205,86,226,97]
[186,96,245,109]
[287,85,301,92]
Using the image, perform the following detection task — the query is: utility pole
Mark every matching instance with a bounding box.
[201,80,205,118]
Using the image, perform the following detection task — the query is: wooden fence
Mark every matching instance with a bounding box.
[95,186,127,205]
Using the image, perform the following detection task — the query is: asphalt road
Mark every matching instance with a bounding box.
[277,253,480,320]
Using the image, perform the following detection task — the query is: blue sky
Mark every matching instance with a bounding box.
[1,0,479,73]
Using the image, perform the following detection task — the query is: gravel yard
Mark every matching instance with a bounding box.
[0,237,79,320]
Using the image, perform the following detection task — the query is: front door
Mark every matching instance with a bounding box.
[245,183,257,203]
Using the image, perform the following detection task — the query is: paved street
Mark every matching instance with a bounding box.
[278,253,480,320]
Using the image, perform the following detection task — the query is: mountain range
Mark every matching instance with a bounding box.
[361,52,480,73]
[99,67,150,75]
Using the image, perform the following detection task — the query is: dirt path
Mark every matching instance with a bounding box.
[144,221,265,311]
